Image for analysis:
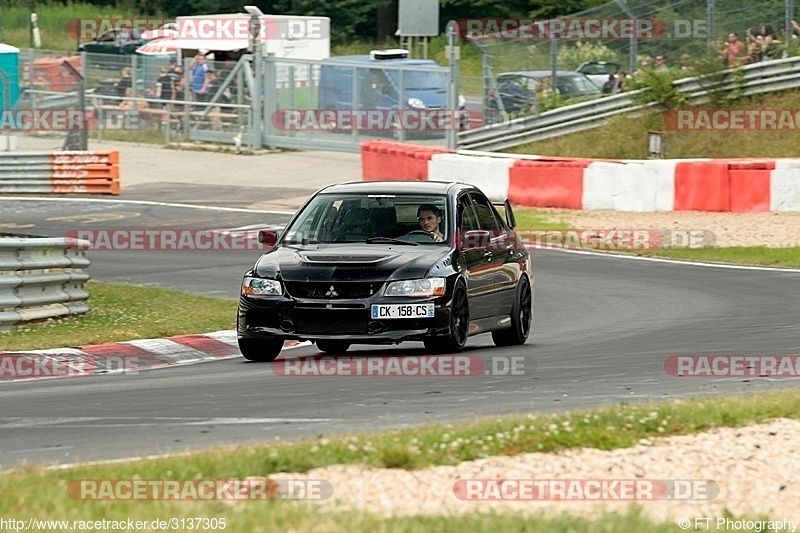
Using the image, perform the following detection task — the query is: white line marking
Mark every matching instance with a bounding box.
[527,244,800,273]
[0,196,295,215]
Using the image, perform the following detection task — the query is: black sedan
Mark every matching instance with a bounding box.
[237,181,533,361]
[78,29,146,69]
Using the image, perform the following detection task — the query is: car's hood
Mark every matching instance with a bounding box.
[405,88,447,108]
[253,244,452,282]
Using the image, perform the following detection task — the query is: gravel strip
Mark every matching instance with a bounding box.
[553,210,800,248]
[262,419,800,522]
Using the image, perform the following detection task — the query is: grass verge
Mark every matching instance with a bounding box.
[0,281,236,351]
[1,390,797,529]
[507,91,800,159]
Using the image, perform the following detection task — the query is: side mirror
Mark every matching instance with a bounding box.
[257,229,279,247]
[504,199,517,229]
[460,229,491,251]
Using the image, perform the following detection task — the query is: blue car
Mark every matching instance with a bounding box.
[318,50,467,134]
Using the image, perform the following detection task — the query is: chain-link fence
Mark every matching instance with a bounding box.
[8,48,460,151]
[474,0,800,123]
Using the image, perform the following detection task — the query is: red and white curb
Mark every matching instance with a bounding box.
[0,331,308,383]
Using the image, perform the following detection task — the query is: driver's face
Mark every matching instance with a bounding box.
[418,210,441,233]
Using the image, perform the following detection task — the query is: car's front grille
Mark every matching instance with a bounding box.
[285,282,382,299]
[295,309,367,335]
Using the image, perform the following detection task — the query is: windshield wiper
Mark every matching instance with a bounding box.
[364,237,418,245]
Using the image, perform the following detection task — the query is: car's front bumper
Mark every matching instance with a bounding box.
[237,294,453,344]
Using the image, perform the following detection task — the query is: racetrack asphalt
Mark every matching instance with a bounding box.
[2,136,800,468]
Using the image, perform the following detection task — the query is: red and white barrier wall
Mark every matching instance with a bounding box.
[361,141,800,212]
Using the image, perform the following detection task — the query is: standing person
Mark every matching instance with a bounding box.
[189,54,209,100]
[154,67,174,108]
[114,67,132,98]
[612,72,626,94]
[724,33,746,67]
[655,55,668,71]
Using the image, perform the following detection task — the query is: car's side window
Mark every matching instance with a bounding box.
[458,196,480,232]
[469,194,500,232]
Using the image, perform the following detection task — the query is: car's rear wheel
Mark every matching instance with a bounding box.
[316,340,351,354]
[238,338,283,362]
[424,282,469,353]
[492,275,532,347]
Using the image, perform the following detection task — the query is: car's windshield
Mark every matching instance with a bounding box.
[385,70,447,91]
[281,193,449,244]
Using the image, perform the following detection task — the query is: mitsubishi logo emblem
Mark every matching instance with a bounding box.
[325,285,338,297]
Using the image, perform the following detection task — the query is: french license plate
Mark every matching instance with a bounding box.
[371,303,435,319]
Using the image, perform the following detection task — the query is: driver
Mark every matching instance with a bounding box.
[417,204,444,242]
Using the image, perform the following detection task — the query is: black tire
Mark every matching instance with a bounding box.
[492,275,532,347]
[316,340,351,354]
[424,282,469,353]
[238,338,283,362]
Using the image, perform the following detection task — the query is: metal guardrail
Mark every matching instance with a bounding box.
[459,57,800,151]
[0,237,91,332]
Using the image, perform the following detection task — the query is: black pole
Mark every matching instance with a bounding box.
[62,60,87,150]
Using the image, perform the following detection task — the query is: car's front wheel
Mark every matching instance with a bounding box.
[492,275,532,347]
[424,282,469,353]
[316,340,351,354]
[238,338,283,362]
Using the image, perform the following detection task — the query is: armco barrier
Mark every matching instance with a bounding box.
[0,237,91,332]
[360,141,800,212]
[0,151,120,195]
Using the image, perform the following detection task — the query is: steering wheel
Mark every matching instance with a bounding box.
[403,230,436,241]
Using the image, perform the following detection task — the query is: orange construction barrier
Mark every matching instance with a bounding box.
[360,140,453,181]
[674,161,730,211]
[508,159,588,208]
[728,160,773,212]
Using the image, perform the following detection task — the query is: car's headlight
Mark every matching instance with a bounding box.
[408,97,425,109]
[242,277,282,296]
[385,278,445,297]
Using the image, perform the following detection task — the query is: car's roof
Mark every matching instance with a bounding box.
[499,70,589,78]
[319,181,475,195]
[323,56,439,67]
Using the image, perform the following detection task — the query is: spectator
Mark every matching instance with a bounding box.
[189,54,209,100]
[634,57,652,76]
[748,35,766,63]
[601,74,616,94]
[114,67,132,98]
[613,71,627,94]
[680,53,694,72]
[724,32,746,67]
[655,55,668,71]
[118,87,148,110]
[761,24,783,59]
[154,67,174,107]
